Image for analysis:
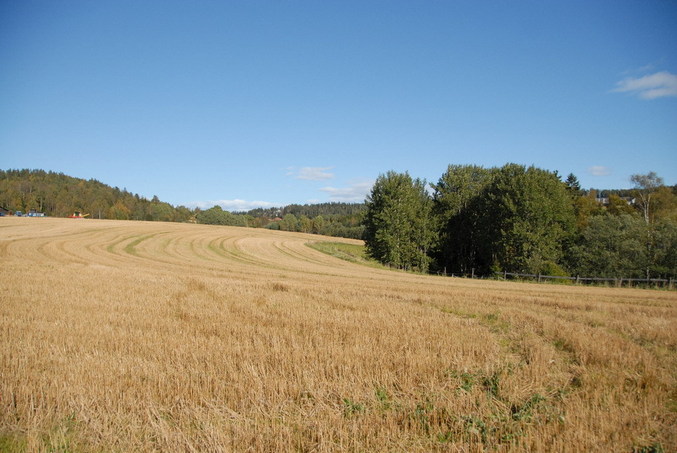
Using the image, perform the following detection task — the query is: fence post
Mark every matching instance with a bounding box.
[504,270,507,280]
[471,268,475,279]
[575,275,580,285]
[537,274,542,283]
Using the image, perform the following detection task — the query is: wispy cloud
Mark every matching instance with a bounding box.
[287,166,335,181]
[612,71,677,100]
[588,166,612,177]
[320,180,374,202]
[187,199,279,212]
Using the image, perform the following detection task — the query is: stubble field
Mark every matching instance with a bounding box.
[1,217,676,452]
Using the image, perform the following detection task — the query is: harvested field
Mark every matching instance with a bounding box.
[1,217,676,452]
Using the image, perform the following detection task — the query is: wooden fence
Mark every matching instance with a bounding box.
[495,271,674,289]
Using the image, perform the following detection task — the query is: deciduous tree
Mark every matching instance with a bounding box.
[570,214,648,278]
[482,164,575,275]
[432,165,495,274]
[631,172,664,224]
[363,171,436,272]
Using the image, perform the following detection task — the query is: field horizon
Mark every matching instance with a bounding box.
[1,217,676,452]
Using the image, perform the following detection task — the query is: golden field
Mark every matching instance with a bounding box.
[1,217,675,452]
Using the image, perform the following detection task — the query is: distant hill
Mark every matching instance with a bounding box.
[0,169,194,222]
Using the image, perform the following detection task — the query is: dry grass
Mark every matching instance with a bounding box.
[1,217,675,452]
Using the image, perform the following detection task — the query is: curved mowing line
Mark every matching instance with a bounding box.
[83,227,128,255]
[156,234,196,266]
[207,236,244,261]
[54,239,93,265]
[206,237,229,259]
[272,241,330,267]
[144,231,196,263]
[42,229,134,266]
[104,232,175,269]
[224,237,283,270]
[30,228,114,265]
[206,237,249,265]
[107,234,139,254]
[124,233,162,256]
[107,231,231,273]
[293,242,352,268]
[188,235,225,263]
[185,234,247,270]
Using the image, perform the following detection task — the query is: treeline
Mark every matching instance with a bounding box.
[0,169,365,239]
[0,169,193,222]
[196,203,365,239]
[363,164,677,280]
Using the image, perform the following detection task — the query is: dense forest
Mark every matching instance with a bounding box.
[363,165,677,280]
[0,169,364,239]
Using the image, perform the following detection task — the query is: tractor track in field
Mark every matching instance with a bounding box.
[1,218,369,279]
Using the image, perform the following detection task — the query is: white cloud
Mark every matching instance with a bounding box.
[320,180,374,202]
[612,71,677,100]
[288,166,335,181]
[187,199,279,212]
[588,166,612,177]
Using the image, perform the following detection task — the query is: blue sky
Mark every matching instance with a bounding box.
[1,1,676,210]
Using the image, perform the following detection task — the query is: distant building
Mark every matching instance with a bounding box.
[595,196,635,206]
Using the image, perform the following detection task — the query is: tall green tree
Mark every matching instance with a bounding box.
[432,165,495,274]
[570,214,649,278]
[628,172,675,278]
[482,164,575,275]
[651,219,677,278]
[363,171,436,272]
